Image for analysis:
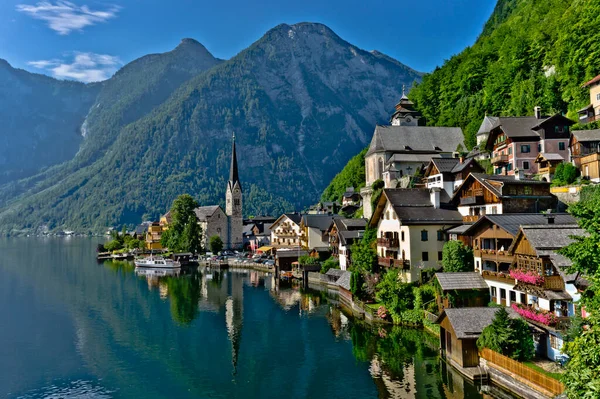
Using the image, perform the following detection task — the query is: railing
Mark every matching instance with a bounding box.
[480,348,565,396]
[276,231,298,238]
[423,310,438,323]
[378,257,410,269]
[482,270,515,284]
[476,249,515,263]
[376,237,399,248]
[462,215,480,223]
[537,166,555,176]
[491,154,509,165]
[544,275,565,290]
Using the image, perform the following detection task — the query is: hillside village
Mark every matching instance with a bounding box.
[123,72,600,398]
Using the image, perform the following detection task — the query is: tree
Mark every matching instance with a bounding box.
[477,307,534,361]
[375,269,415,318]
[320,257,339,274]
[160,194,202,253]
[350,270,363,297]
[209,235,224,254]
[350,227,378,273]
[441,240,474,272]
[552,162,578,186]
[299,255,319,266]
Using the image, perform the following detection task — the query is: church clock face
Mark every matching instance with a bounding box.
[235,189,240,194]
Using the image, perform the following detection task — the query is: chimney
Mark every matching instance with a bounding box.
[545,210,555,224]
[430,187,441,209]
[459,155,464,164]
[515,168,524,180]
[534,106,542,119]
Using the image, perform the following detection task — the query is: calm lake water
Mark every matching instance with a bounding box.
[0,238,513,398]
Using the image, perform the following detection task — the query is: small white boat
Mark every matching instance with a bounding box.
[134,255,180,268]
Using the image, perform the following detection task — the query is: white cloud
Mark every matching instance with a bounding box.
[28,52,121,83]
[16,1,120,35]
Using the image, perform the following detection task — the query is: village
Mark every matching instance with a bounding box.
[109,75,600,399]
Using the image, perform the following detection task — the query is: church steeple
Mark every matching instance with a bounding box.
[229,133,241,191]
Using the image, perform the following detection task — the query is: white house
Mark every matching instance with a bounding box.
[270,213,303,248]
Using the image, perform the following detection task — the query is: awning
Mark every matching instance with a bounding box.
[257,246,273,252]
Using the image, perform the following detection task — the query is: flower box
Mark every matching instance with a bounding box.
[511,303,558,326]
[510,269,544,286]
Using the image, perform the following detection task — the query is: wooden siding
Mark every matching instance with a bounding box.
[439,315,480,368]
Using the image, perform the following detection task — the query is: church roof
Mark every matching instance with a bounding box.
[229,134,242,192]
[366,125,464,157]
[194,205,221,221]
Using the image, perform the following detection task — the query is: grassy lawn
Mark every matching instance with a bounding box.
[523,361,564,380]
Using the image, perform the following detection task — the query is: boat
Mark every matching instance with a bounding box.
[134,255,180,268]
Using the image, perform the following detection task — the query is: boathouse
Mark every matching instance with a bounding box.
[434,272,490,313]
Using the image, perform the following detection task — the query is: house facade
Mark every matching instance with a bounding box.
[370,188,462,283]
[327,218,367,270]
[570,129,600,182]
[484,110,574,177]
[423,157,484,198]
[300,214,337,250]
[577,73,600,124]
[194,205,228,250]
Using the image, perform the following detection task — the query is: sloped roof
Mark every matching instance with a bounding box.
[276,250,308,258]
[572,129,600,142]
[366,125,464,157]
[583,73,600,87]
[381,188,462,225]
[438,307,519,340]
[339,230,363,246]
[519,225,584,253]
[336,271,352,290]
[477,116,500,136]
[446,224,473,234]
[302,214,338,232]
[451,158,482,174]
[435,272,489,291]
[340,218,367,230]
[465,213,576,237]
[453,173,551,202]
[535,153,564,162]
[432,158,460,173]
[387,153,442,163]
[194,205,221,221]
[326,268,345,278]
[496,116,541,138]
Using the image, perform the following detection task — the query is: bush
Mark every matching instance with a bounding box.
[375,269,415,318]
[442,240,474,272]
[209,235,224,254]
[477,307,534,361]
[320,257,339,274]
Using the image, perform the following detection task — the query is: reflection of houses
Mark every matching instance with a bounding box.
[484,109,574,177]
[423,157,484,197]
[570,129,600,182]
[361,94,465,219]
[451,173,555,221]
[270,213,302,248]
[300,214,338,250]
[327,218,367,270]
[437,307,517,368]
[370,188,462,283]
[434,273,489,314]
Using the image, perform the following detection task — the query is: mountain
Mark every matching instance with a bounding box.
[0,59,99,185]
[0,23,421,234]
[409,0,600,149]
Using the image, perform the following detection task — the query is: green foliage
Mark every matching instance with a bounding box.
[321,148,367,202]
[298,255,319,266]
[320,257,339,274]
[166,274,201,325]
[409,0,600,149]
[350,271,363,296]
[209,235,224,254]
[552,162,579,186]
[375,269,415,319]
[350,241,377,274]
[441,240,474,272]
[104,240,124,252]
[161,194,202,253]
[477,307,534,361]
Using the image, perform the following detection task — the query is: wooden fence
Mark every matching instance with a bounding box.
[480,348,565,396]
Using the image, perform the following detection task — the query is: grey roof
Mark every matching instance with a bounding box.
[446,224,473,234]
[339,230,363,246]
[496,116,541,138]
[366,125,465,157]
[340,218,368,230]
[326,269,345,278]
[519,225,584,254]
[451,158,481,174]
[336,271,352,290]
[455,173,551,201]
[387,153,442,163]
[311,247,331,253]
[243,224,255,235]
[302,214,338,232]
[276,250,308,258]
[436,272,489,291]
[572,129,600,142]
[537,153,564,161]
[431,158,460,173]
[194,205,221,221]
[477,116,501,136]
[382,189,462,225]
[276,213,302,225]
[465,213,576,237]
[439,307,519,339]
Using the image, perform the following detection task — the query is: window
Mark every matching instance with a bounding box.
[521,145,531,153]
[559,142,565,151]
[234,199,240,206]
[597,93,600,101]
[437,230,444,241]
[550,334,562,350]
[537,143,541,152]
[510,291,516,302]
[401,231,405,241]
[422,251,429,261]
[523,161,530,170]
[507,162,512,172]
[421,230,428,241]
[476,260,480,270]
[392,213,397,220]
[385,211,389,220]
[500,288,506,300]
[438,251,443,261]
[491,286,497,299]
[555,126,559,133]
[491,206,498,214]
[508,147,512,155]
[520,293,526,304]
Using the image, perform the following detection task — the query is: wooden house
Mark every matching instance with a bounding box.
[327,218,366,270]
[534,153,565,182]
[570,129,600,182]
[423,157,484,197]
[434,273,490,314]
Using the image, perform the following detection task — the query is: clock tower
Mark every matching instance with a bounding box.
[226,133,243,249]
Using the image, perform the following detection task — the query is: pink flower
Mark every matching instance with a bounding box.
[510,269,545,286]
[511,303,558,326]
[377,306,388,320]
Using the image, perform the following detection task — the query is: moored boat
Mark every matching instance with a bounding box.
[134,255,180,268]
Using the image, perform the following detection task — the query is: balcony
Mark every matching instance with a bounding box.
[460,195,484,206]
[482,270,515,284]
[492,154,509,165]
[378,257,410,270]
[475,249,515,263]
[377,237,399,248]
[544,275,565,291]
[462,215,481,223]
[276,231,298,238]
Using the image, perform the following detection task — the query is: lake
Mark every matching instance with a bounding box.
[0,238,513,398]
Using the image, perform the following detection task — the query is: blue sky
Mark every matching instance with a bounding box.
[0,0,496,83]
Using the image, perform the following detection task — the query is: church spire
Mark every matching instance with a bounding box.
[229,133,241,190]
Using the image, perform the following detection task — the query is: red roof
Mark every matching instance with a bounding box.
[583,74,600,88]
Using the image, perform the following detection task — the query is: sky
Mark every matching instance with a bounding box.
[0,0,497,83]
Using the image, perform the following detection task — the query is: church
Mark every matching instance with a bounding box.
[184,134,244,250]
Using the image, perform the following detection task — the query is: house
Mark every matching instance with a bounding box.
[145,222,163,250]
[342,187,361,206]
[275,249,308,272]
[134,221,152,240]
[577,73,600,124]
[327,218,367,270]
[534,153,565,182]
[300,214,338,250]
[570,129,600,181]
[309,247,331,261]
[475,115,500,149]
[270,213,303,248]
[244,216,276,251]
[436,307,518,368]
[194,205,228,250]
[308,201,339,215]
[361,94,465,219]
[451,173,555,222]
[434,273,490,314]
[506,224,584,360]
[423,157,484,197]
[484,109,575,177]
[369,188,462,283]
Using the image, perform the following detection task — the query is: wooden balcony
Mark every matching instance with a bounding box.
[460,194,484,205]
[378,257,410,270]
[475,249,515,263]
[462,215,481,223]
[276,231,298,238]
[377,237,399,248]
[482,270,515,284]
[544,275,565,291]
[492,154,509,165]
